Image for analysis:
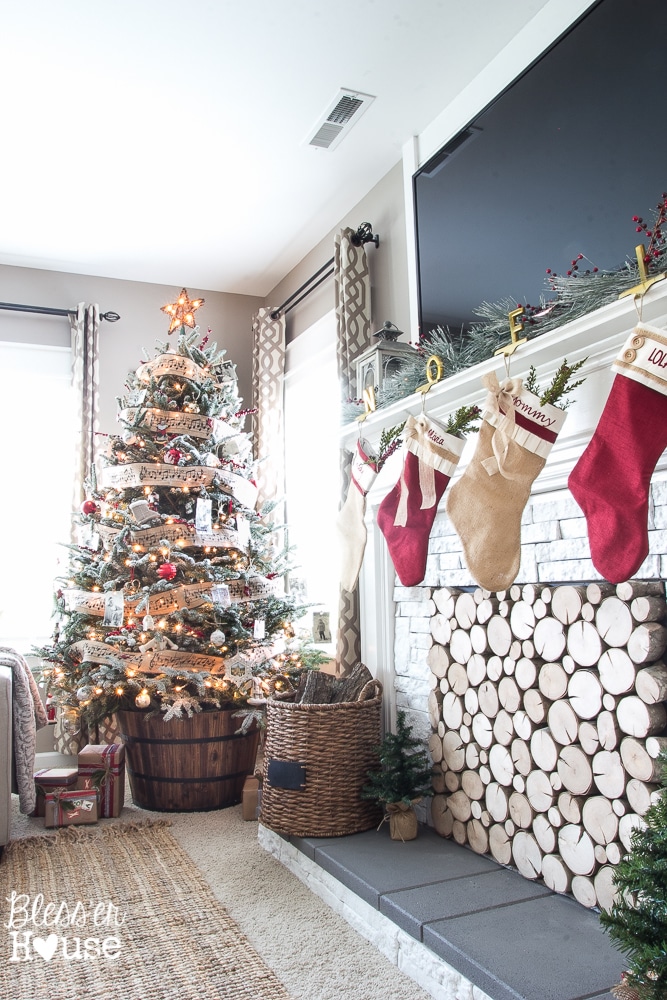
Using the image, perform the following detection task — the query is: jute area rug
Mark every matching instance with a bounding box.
[0,820,293,1000]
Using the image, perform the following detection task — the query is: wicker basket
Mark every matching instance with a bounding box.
[259,678,383,837]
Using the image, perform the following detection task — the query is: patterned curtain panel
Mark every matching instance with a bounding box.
[251,307,286,512]
[335,228,372,673]
[70,303,100,506]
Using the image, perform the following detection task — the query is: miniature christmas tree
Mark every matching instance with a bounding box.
[361,710,432,806]
[39,290,311,727]
[600,756,667,1000]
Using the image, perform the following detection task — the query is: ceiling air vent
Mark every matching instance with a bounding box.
[305,88,375,151]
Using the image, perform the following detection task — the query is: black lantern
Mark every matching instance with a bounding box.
[355,322,418,394]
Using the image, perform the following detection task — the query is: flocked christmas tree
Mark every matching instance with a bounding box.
[39,290,312,726]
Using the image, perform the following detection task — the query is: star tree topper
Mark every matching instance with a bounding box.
[161,288,205,334]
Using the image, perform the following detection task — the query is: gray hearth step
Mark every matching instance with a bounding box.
[287,824,623,1000]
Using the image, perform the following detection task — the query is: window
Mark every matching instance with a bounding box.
[0,342,76,653]
[284,312,339,654]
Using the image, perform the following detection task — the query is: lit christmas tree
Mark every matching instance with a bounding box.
[39,291,311,727]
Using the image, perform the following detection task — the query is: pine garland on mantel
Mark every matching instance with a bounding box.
[342,193,667,424]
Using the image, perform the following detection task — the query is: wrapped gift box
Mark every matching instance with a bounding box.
[45,788,98,828]
[77,743,125,818]
[242,774,260,821]
[33,767,78,818]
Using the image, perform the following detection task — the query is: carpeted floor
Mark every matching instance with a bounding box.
[8,791,431,1000]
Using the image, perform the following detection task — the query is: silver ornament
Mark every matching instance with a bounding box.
[134,690,151,709]
[210,629,226,646]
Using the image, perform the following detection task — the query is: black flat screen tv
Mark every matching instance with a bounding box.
[414,0,667,336]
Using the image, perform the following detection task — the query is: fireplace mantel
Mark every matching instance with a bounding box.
[345,281,667,729]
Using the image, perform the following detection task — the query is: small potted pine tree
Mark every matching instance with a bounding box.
[361,710,432,841]
[600,754,667,999]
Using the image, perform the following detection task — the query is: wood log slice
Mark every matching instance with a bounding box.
[509,640,522,661]
[558,791,585,824]
[619,812,645,850]
[487,616,512,656]
[466,818,489,855]
[567,670,603,720]
[485,781,509,823]
[510,601,536,639]
[592,749,626,799]
[522,640,535,659]
[547,806,564,828]
[447,789,472,822]
[533,813,556,854]
[513,710,533,741]
[450,629,473,666]
[534,617,567,661]
[509,585,522,602]
[594,844,607,865]
[465,742,481,770]
[480,809,491,828]
[551,586,586,625]
[431,795,454,837]
[432,769,446,794]
[464,687,479,717]
[558,824,596,875]
[617,696,667,737]
[471,800,482,820]
[448,661,469,696]
[598,710,621,751]
[511,738,532,776]
[571,875,597,908]
[557,745,593,795]
[542,854,572,894]
[504,818,516,837]
[595,597,634,647]
[594,866,619,912]
[616,581,665,602]
[606,842,622,865]
[533,598,548,620]
[522,584,538,605]
[466,654,487,687]
[581,603,595,622]
[428,691,443,729]
[489,823,512,865]
[512,831,543,879]
[498,676,521,714]
[550,771,563,791]
[540,587,552,604]
[627,622,667,664]
[547,700,579,746]
[503,657,516,676]
[512,774,526,793]
[612,798,627,817]
[646,735,667,759]
[479,765,492,785]
[442,731,465,771]
[626,778,658,817]
[515,657,538,691]
[524,688,549,725]
[487,656,503,682]
[578,721,600,757]
[509,791,534,829]
[476,598,498,625]
[455,592,478,630]
[539,662,568,701]
[620,736,661,782]
[444,770,461,793]
[630,595,667,623]
[582,795,619,845]
[470,623,489,655]
[499,601,511,619]
[526,769,554,813]
[433,587,456,618]
[635,663,667,705]
[586,582,615,605]
[566,620,602,667]
[562,655,576,676]
[431,614,452,646]
[442,691,464,730]
[493,709,515,747]
[472,712,494,750]
[452,819,467,845]
[428,733,444,764]
[427,643,450,678]
[477,679,500,718]
[530,729,559,772]
[489,744,514,787]
[598,648,637,696]
[461,769,485,801]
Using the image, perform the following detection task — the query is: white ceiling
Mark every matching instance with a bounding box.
[1,0,550,297]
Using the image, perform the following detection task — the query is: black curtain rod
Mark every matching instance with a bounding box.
[0,301,120,322]
[270,222,379,320]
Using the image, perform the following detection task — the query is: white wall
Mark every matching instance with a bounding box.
[0,264,263,432]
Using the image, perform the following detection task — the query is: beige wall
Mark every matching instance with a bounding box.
[0,264,263,433]
[265,160,410,344]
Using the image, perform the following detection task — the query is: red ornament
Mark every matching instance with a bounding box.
[165,448,182,465]
[157,563,177,581]
[81,500,98,515]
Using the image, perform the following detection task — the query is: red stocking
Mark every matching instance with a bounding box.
[569,324,667,583]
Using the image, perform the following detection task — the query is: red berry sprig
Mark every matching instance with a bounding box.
[633,193,667,265]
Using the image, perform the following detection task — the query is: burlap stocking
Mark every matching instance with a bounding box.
[336,438,378,592]
[377,414,465,586]
[446,373,566,592]
[569,324,667,583]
